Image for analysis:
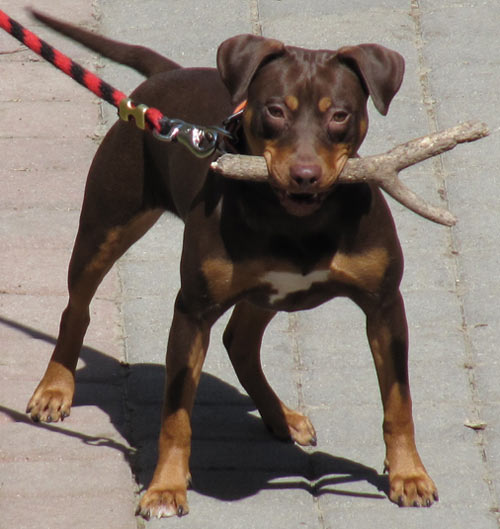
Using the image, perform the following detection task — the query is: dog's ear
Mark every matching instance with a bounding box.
[337,44,405,115]
[217,34,285,104]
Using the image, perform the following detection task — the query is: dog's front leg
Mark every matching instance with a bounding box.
[365,291,438,507]
[138,293,211,519]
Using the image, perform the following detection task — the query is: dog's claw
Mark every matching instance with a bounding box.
[388,464,438,508]
[138,486,190,520]
[26,378,74,424]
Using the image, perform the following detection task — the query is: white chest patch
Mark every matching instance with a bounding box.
[261,269,331,304]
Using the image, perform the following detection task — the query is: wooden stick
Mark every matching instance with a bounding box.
[211,120,489,226]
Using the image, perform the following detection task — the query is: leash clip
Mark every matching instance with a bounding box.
[118,98,234,158]
[153,118,232,158]
[118,98,149,130]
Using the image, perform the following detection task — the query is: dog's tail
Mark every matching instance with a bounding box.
[30,9,181,78]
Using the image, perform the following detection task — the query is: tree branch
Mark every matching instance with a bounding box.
[211,120,489,226]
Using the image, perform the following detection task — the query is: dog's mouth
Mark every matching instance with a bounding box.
[275,189,328,216]
[263,150,349,217]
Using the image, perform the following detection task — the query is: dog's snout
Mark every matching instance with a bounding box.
[290,164,322,187]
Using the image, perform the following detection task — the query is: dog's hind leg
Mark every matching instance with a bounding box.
[27,124,164,422]
[223,301,317,446]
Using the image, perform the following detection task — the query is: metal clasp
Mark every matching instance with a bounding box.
[153,119,231,158]
[118,98,233,158]
[118,98,149,130]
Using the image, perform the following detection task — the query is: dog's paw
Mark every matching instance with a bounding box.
[26,386,73,423]
[285,409,318,446]
[26,364,75,423]
[138,487,189,519]
[265,406,317,447]
[386,463,438,507]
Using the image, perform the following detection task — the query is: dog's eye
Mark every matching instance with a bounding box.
[332,110,349,123]
[266,105,286,120]
[328,110,350,140]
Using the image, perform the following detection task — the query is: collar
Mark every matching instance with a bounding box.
[220,100,247,154]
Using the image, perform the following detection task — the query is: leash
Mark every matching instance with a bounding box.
[0,10,236,158]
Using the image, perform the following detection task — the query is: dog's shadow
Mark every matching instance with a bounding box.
[0,316,389,504]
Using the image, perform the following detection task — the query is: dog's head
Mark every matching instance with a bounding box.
[217,35,404,216]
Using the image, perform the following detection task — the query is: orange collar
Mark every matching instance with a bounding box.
[220,100,247,153]
[232,99,247,114]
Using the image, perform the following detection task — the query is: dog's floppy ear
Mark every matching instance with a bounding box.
[217,34,285,104]
[337,44,405,115]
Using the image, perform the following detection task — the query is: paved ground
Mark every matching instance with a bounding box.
[1,1,499,528]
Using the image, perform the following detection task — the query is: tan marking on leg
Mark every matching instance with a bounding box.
[27,208,163,424]
[201,258,264,304]
[87,209,163,275]
[330,247,389,292]
[140,306,210,519]
[366,293,438,507]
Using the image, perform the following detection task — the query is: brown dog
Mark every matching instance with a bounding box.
[26,11,438,518]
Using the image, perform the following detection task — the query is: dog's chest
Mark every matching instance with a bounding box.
[260,268,332,306]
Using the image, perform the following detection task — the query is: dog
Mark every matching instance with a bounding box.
[25,10,438,518]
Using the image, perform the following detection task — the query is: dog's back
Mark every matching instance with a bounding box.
[31,9,235,218]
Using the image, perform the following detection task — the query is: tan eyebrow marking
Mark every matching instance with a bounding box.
[318,97,333,113]
[285,95,299,111]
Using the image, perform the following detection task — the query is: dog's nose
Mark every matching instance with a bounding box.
[290,164,322,187]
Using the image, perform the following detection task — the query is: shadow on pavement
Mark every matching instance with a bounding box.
[0,315,389,504]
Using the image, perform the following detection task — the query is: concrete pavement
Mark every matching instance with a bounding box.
[1,1,499,528]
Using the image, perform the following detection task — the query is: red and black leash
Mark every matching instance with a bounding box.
[0,10,237,157]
